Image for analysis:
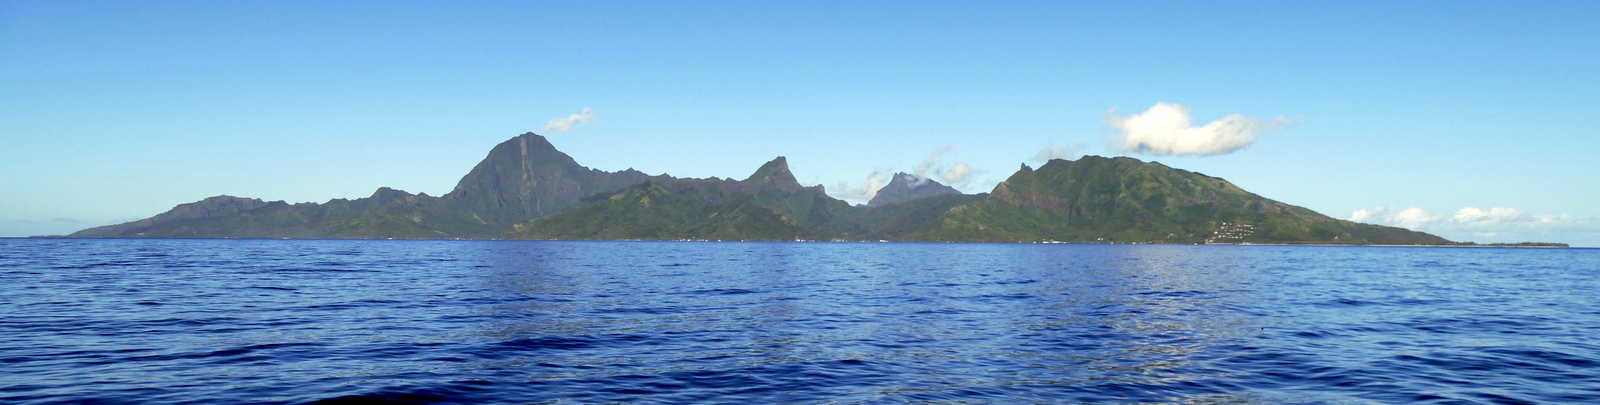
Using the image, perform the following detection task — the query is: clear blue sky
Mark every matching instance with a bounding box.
[3,1,1597,246]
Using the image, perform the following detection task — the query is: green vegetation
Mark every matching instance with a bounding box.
[518,181,810,241]
[70,188,503,238]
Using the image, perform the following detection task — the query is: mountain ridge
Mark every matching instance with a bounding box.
[69,132,1462,245]
[70,132,665,238]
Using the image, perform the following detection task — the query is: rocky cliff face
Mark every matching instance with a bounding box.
[867,173,961,207]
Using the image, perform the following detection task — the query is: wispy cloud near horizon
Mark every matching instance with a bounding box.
[1106,102,1291,156]
[542,108,595,132]
[1349,205,1595,243]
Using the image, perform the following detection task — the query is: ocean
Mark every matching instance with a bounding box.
[2,239,1597,404]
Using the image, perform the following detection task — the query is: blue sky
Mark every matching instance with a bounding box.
[3,1,1597,246]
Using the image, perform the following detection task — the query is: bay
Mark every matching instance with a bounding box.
[2,239,1597,404]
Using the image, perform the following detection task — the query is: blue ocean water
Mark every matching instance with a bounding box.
[1,239,1597,404]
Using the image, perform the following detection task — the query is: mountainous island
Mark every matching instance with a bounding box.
[70,132,1455,245]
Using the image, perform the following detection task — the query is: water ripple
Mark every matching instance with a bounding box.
[1,239,1597,404]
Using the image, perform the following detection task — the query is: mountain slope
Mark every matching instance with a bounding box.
[70,188,496,238]
[909,156,1450,244]
[70,196,268,237]
[517,181,812,241]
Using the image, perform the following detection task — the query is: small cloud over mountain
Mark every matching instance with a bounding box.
[911,145,981,190]
[830,145,988,203]
[542,108,595,132]
[1106,102,1291,156]
[943,162,975,185]
[1032,142,1088,163]
[911,145,953,186]
[831,170,892,203]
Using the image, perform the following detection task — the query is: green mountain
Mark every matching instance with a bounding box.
[70,133,1453,245]
[908,157,1450,244]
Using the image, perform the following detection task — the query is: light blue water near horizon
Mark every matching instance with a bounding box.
[2,239,1597,404]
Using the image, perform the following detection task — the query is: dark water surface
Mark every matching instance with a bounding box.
[3,240,1597,404]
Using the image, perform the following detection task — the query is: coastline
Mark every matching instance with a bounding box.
[14,235,1572,248]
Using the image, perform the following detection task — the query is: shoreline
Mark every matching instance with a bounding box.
[11,236,1573,248]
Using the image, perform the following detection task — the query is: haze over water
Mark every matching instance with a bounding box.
[3,239,1597,404]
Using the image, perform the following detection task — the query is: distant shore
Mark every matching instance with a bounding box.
[16,235,1573,248]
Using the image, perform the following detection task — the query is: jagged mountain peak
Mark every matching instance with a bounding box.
[743,156,798,184]
[868,172,962,207]
[748,156,800,180]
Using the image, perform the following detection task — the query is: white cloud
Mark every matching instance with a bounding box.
[1391,207,1441,230]
[1349,205,1596,245]
[912,145,953,185]
[1032,142,1088,163]
[830,171,891,204]
[1347,207,1384,223]
[542,108,595,132]
[1453,207,1524,226]
[943,162,975,185]
[1347,206,1444,229]
[907,145,982,189]
[1105,102,1291,156]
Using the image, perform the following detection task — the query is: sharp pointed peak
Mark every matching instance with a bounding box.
[744,156,797,184]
